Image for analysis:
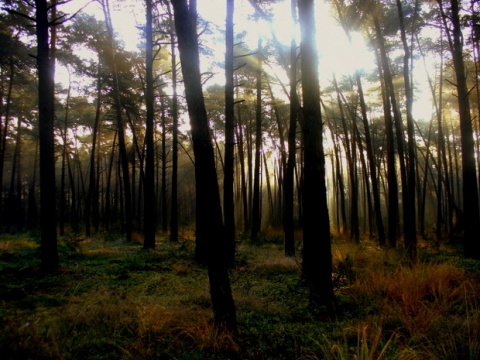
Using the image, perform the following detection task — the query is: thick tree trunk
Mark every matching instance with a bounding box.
[171,0,237,332]
[298,0,336,318]
[449,0,480,259]
[36,0,59,271]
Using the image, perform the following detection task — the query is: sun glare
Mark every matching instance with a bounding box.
[58,0,376,88]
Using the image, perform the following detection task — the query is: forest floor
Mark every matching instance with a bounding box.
[1,230,479,359]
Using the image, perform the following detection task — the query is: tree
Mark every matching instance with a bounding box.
[251,39,263,242]
[440,0,480,259]
[224,0,236,265]
[36,0,59,271]
[144,0,156,249]
[171,0,237,332]
[167,2,180,243]
[298,0,336,318]
[284,0,300,257]
[101,0,133,242]
[396,0,418,261]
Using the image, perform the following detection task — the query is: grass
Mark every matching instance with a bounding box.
[0,232,479,359]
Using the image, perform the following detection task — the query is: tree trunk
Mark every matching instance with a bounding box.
[59,81,71,236]
[333,75,359,243]
[396,0,417,261]
[235,93,249,233]
[0,60,14,224]
[284,0,299,256]
[160,98,168,234]
[251,39,263,242]
[101,0,133,242]
[448,0,480,259]
[144,0,156,248]
[171,0,237,332]
[36,0,58,271]
[298,0,336,318]
[373,34,398,248]
[223,0,236,265]
[168,4,179,243]
[356,73,386,245]
[86,65,102,238]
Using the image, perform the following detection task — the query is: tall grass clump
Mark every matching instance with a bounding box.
[336,244,480,358]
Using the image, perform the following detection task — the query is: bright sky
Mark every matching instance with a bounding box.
[58,0,432,121]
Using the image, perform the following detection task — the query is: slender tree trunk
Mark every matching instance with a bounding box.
[263,151,274,224]
[223,0,236,264]
[59,81,70,236]
[396,0,417,261]
[167,3,179,242]
[373,36,398,248]
[102,0,133,242]
[7,116,23,232]
[326,115,347,234]
[104,130,117,231]
[144,0,156,248]
[0,61,14,223]
[235,96,249,233]
[27,143,39,231]
[86,66,102,238]
[160,98,168,234]
[284,0,299,256]
[251,39,263,242]
[333,75,359,243]
[356,73,386,245]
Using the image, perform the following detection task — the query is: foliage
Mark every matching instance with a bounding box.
[1,233,479,359]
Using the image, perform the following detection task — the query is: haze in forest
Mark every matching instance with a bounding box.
[1,0,480,356]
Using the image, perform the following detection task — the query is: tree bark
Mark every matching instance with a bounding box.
[36,0,59,271]
[449,0,480,259]
[284,0,299,256]
[144,0,156,248]
[356,73,386,245]
[224,0,236,264]
[396,0,417,261]
[251,39,263,242]
[171,0,237,331]
[298,0,336,318]
[101,0,133,242]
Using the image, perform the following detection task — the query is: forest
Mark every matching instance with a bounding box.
[1,0,480,358]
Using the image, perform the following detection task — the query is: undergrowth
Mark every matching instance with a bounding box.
[0,232,479,359]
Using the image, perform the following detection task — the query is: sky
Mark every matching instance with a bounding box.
[58,0,433,122]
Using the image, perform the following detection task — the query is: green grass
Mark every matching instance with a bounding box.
[0,232,479,359]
